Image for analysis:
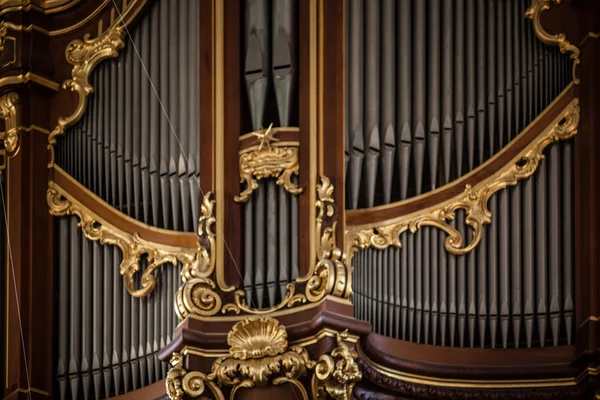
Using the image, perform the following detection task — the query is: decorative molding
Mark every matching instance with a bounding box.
[47,181,203,297]
[165,317,361,400]
[0,92,20,156]
[234,124,302,203]
[357,357,585,399]
[526,0,581,84]
[0,0,79,15]
[0,72,61,91]
[345,98,580,260]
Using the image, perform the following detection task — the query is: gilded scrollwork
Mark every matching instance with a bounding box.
[0,92,20,156]
[47,182,204,298]
[47,19,125,167]
[305,176,352,302]
[165,317,361,400]
[312,330,362,400]
[346,99,580,260]
[234,125,302,203]
[526,0,581,83]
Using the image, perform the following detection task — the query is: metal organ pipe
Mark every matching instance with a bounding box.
[349,0,575,349]
[54,0,199,397]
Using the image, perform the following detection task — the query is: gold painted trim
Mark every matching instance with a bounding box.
[173,328,360,361]
[357,344,593,389]
[526,0,581,84]
[0,92,20,156]
[0,1,117,37]
[307,0,318,282]
[0,0,79,15]
[0,72,60,91]
[345,97,580,260]
[213,0,232,292]
[1,124,50,136]
[183,295,352,324]
[47,180,202,297]
[47,0,147,167]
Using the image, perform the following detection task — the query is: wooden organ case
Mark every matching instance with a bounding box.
[0,0,599,399]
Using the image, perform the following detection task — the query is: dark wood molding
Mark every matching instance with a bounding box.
[356,358,589,400]
[361,332,578,381]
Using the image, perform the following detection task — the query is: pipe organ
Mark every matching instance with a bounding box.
[1,0,599,399]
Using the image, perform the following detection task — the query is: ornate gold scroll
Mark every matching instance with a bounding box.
[0,92,20,156]
[46,0,148,167]
[165,317,361,400]
[234,125,302,203]
[47,181,204,297]
[526,0,581,83]
[346,98,580,260]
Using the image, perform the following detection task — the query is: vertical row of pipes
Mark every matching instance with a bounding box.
[345,0,571,210]
[55,0,198,398]
[351,0,574,349]
[242,0,300,308]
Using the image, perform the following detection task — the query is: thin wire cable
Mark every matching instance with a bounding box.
[109,0,252,305]
[1,183,32,400]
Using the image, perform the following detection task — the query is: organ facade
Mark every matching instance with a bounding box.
[1,0,599,399]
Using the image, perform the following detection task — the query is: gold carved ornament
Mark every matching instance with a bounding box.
[47,182,207,297]
[526,0,581,84]
[165,317,361,400]
[234,124,302,203]
[176,176,353,318]
[46,17,125,167]
[346,99,580,260]
[0,92,20,156]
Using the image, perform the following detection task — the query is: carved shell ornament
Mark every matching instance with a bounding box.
[165,317,362,400]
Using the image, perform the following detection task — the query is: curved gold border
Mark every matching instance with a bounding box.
[357,344,598,389]
[47,0,147,167]
[526,0,581,83]
[47,180,201,297]
[346,96,579,259]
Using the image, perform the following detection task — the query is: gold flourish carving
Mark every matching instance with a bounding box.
[526,0,581,83]
[346,99,580,260]
[47,182,204,297]
[165,317,361,400]
[176,193,233,318]
[304,176,353,301]
[234,125,302,203]
[312,330,362,400]
[47,19,125,167]
[0,92,20,156]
